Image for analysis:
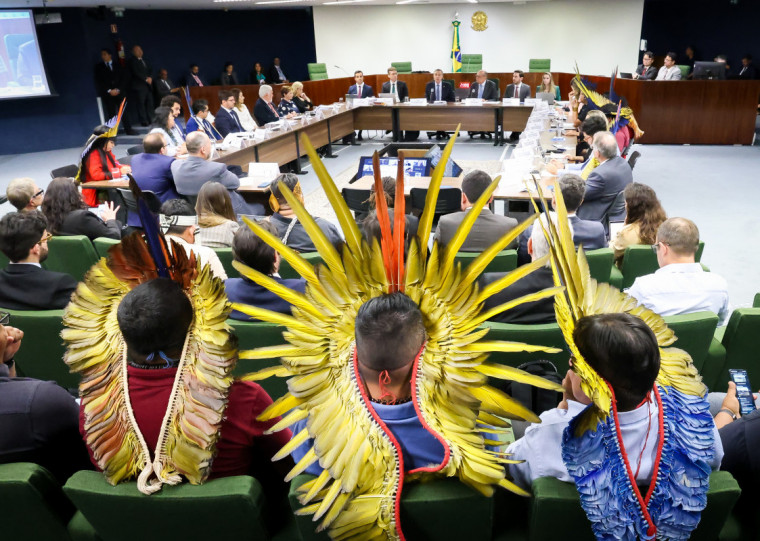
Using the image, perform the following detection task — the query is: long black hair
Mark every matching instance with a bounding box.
[153,106,177,144]
[85,125,118,179]
[41,177,88,234]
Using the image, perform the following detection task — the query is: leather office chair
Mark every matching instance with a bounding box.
[409,187,461,225]
[627,150,641,170]
[49,164,79,179]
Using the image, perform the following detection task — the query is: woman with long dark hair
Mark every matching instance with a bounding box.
[42,177,121,240]
[251,62,266,84]
[195,181,239,248]
[80,125,130,207]
[610,182,667,267]
[149,106,186,157]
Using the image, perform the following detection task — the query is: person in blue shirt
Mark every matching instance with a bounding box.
[277,86,299,117]
[186,99,223,141]
[290,293,446,475]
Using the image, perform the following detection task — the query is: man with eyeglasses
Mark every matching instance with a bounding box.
[127,133,181,229]
[0,211,77,310]
[6,178,44,212]
[627,217,729,325]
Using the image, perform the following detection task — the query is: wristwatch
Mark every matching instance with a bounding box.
[718,408,737,421]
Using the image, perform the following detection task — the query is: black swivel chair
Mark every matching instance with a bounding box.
[116,188,163,231]
[627,151,641,170]
[342,187,372,223]
[126,145,144,156]
[410,187,462,226]
[50,164,79,179]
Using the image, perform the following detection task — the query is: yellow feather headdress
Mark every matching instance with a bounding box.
[235,128,567,540]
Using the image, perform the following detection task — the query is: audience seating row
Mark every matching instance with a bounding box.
[0,462,740,541]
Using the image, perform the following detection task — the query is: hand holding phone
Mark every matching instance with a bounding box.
[729,369,756,416]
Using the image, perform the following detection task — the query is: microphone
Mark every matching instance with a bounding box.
[334,64,350,77]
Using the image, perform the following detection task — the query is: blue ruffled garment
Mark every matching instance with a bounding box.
[562,385,715,540]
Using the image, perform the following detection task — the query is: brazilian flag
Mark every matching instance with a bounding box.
[451,20,462,73]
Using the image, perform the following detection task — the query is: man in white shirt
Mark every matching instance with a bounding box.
[655,52,682,80]
[627,217,729,324]
[159,199,227,280]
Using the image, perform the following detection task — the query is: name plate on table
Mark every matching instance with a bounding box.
[464,98,484,106]
[432,100,448,106]
[512,147,535,159]
[242,162,280,187]
[503,98,520,106]
[253,129,267,140]
[409,98,428,106]
[351,98,371,107]
[524,98,539,106]
[373,97,394,106]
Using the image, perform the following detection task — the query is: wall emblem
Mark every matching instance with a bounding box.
[471,11,488,32]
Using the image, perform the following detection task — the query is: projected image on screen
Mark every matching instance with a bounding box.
[0,10,51,99]
[358,157,431,179]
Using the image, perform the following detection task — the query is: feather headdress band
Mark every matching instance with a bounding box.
[75,99,127,183]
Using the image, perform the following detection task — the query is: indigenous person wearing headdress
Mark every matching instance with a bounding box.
[63,202,292,497]
[78,124,131,207]
[508,182,723,540]
[229,132,565,540]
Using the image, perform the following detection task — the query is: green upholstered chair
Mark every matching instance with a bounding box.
[584,248,614,284]
[391,61,412,74]
[714,308,760,389]
[454,249,517,276]
[92,237,120,259]
[228,319,288,399]
[279,252,323,280]
[307,63,328,81]
[213,247,238,279]
[609,242,705,290]
[663,311,723,389]
[753,293,760,308]
[6,309,78,390]
[527,471,740,541]
[45,235,99,283]
[289,474,493,541]
[528,59,551,73]
[0,251,9,269]
[677,64,690,79]
[461,54,483,73]
[64,471,270,541]
[443,78,456,91]
[487,77,500,96]
[480,321,568,375]
[0,463,76,541]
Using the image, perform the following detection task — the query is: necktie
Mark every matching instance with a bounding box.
[268,101,278,117]
[140,58,146,68]
[478,83,483,99]
[515,84,520,99]
[740,66,747,76]
[193,74,203,87]
[358,85,362,96]
[436,84,440,101]
[107,62,112,71]
[230,109,242,131]
[391,83,395,95]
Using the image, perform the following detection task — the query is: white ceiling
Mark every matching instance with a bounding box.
[6,0,557,9]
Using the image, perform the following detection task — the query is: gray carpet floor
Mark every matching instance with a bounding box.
[1,126,758,308]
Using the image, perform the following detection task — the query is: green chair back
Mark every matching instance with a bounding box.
[677,64,690,79]
[442,78,456,92]
[618,242,705,289]
[391,61,412,74]
[480,321,568,374]
[717,308,760,389]
[527,471,740,541]
[487,77,500,96]
[289,474,493,541]
[63,471,268,541]
[585,248,614,283]
[228,319,288,399]
[307,63,328,81]
[45,235,99,283]
[92,237,120,259]
[461,54,483,73]
[662,311,721,388]
[0,463,75,541]
[753,293,760,308]
[0,250,9,269]
[214,247,238,278]
[278,252,323,279]
[528,59,551,73]
[454,249,517,276]
[7,309,78,390]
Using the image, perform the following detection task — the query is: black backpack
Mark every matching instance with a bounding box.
[503,360,563,416]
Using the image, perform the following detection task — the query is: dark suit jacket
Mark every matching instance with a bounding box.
[186,72,206,86]
[381,81,409,102]
[220,72,239,86]
[425,81,456,102]
[226,276,306,320]
[253,98,281,127]
[214,107,245,137]
[468,80,499,101]
[635,65,657,80]
[268,65,287,84]
[129,153,180,227]
[154,77,178,100]
[504,83,531,101]
[568,215,606,250]
[479,267,556,324]
[348,84,374,98]
[738,65,758,80]
[0,264,77,310]
[434,208,518,252]
[127,56,152,90]
[577,156,633,222]
[94,61,128,98]
[59,209,121,241]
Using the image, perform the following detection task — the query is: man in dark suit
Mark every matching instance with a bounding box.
[349,70,374,141]
[382,67,409,102]
[468,70,499,139]
[434,170,518,252]
[504,70,531,142]
[154,68,180,102]
[215,88,246,137]
[252,85,282,127]
[738,54,757,80]
[94,49,134,134]
[479,213,565,324]
[268,57,288,84]
[577,132,633,223]
[226,223,306,320]
[127,45,154,126]
[633,51,657,80]
[425,69,456,140]
[0,212,77,311]
[128,133,181,228]
[186,64,206,87]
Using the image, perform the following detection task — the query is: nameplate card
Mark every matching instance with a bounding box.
[351,98,371,107]
[253,129,267,140]
[409,98,428,106]
[432,100,448,106]
[373,98,394,106]
[464,98,484,106]
[524,98,539,106]
[502,98,520,106]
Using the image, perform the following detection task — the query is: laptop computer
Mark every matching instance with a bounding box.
[378,92,398,103]
[356,156,432,180]
[536,92,555,105]
[619,72,633,79]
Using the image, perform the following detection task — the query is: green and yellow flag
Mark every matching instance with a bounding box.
[451,20,462,73]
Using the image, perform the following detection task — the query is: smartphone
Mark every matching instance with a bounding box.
[729,369,756,416]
